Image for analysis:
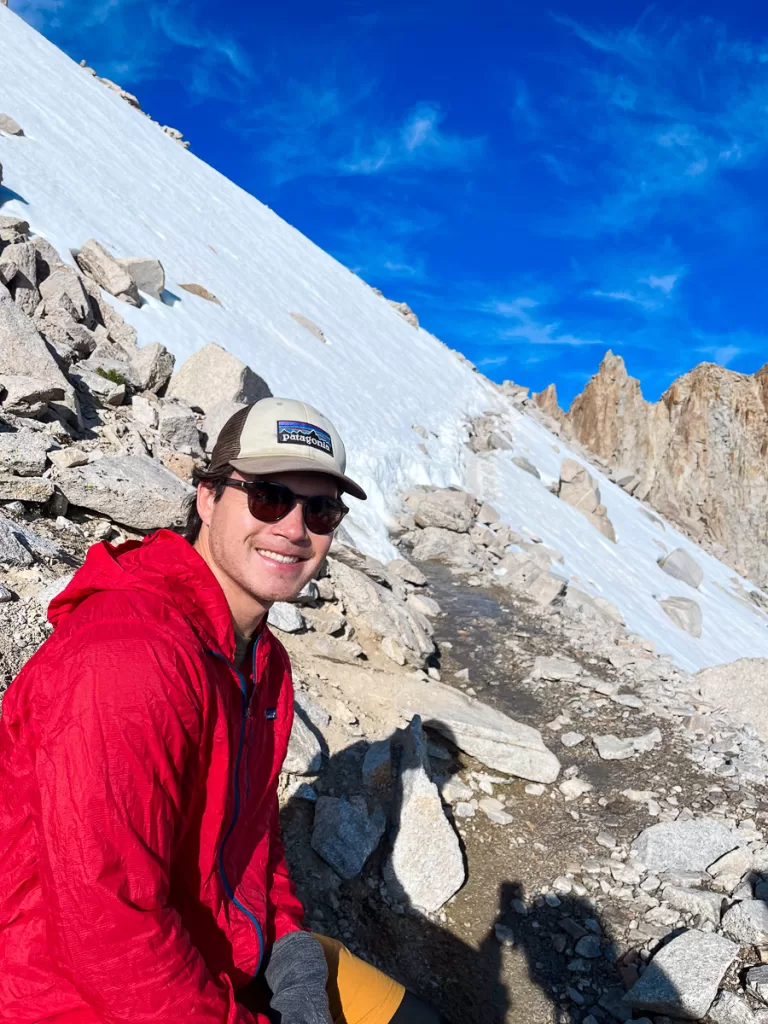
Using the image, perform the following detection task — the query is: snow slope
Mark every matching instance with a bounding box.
[1,7,767,673]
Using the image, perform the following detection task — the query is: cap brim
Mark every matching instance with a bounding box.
[228,456,367,501]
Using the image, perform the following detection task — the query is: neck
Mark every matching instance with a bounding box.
[194,532,267,639]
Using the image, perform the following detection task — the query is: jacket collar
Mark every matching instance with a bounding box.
[49,529,273,665]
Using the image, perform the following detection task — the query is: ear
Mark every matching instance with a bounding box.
[196,482,217,529]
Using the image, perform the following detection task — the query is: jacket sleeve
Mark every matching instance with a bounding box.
[33,631,255,1024]
[265,796,307,945]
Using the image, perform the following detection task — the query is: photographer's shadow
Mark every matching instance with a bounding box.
[279,719,625,1023]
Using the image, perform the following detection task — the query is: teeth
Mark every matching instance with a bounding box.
[257,548,300,564]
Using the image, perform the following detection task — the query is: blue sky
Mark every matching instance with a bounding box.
[14,0,768,407]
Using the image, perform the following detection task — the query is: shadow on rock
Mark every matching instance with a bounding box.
[0,185,29,207]
[494,881,627,1024]
[276,724,625,1023]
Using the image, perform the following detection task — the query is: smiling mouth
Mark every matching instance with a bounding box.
[255,548,302,565]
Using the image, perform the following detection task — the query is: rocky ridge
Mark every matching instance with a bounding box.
[77,60,190,149]
[534,352,768,592]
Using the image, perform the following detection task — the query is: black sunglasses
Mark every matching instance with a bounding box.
[222,479,348,535]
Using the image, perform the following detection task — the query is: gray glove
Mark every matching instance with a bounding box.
[264,931,333,1024]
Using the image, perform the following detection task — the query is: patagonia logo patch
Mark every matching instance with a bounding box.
[277,420,333,457]
[265,707,277,721]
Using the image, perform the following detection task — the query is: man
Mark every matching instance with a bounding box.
[0,398,446,1023]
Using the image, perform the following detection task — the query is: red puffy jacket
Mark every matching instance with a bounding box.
[0,529,305,1023]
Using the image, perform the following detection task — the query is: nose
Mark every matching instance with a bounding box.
[273,502,309,543]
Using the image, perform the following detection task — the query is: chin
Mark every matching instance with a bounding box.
[258,579,310,606]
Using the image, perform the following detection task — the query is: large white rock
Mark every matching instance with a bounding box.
[557,459,616,542]
[0,516,34,566]
[166,342,271,413]
[335,671,560,783]
[268,602,305,634]
[659,595,703,638]
[410,526,481,569]
[709,991,763,1024]
[328,558,433,668]
[383,717,465,913]
[707,845,759,893]
[661,885,726,926]
[632,818,739,873]
[128,342,175,393]
[658,548,703,589]
[0,295,76,420]
[283,708,322,775]
[722,900,768,946]
[410,488,478,533]
[0,241,40,314]
[0,113,24,136]
[116,257,165,299]
[157,401,202,455]
[75,238,140,306]
[39,266,93,323]
[0,429,50,476]
[56,454,193,530]
[695,659,768,742]
[624,930,738,1019]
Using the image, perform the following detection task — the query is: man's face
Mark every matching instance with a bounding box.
[199,470,337,608]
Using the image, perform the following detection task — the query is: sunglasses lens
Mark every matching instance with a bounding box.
[304,496,347,535]
[246,482,294,523]
[243,481,347,534]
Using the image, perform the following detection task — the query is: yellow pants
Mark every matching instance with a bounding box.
[314,933,406,1024]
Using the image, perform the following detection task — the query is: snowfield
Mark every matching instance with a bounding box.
[1,6,768,673]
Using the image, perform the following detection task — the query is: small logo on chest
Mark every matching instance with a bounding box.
[265,707,277,721]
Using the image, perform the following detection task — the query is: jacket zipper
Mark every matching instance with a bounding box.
[244,639,259,800]
[209,636,264,977]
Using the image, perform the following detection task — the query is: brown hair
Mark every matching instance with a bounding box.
[183,466,231,543]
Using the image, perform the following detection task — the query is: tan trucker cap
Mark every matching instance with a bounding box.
[209,397,367,500]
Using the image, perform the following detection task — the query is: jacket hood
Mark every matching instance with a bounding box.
[48,529,239,660]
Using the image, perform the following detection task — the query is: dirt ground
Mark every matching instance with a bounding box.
[280,565,744,1024]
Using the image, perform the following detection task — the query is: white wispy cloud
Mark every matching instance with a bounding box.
[644,274,678,294]
[590,267,684,311]
[591,289,652,308]
[239,82,484,185]
[693,330,768,370]
[713,345,741,366]
[540,13,768,236]
[485,297,605,348]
